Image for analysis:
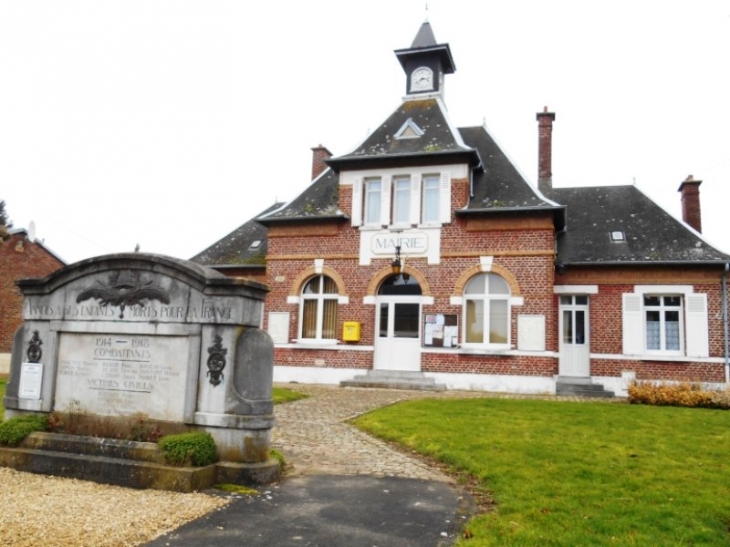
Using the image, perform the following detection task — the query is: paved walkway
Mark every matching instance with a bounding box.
[271,384,454,481]
[145,385,621,547]
[270,384,607,481]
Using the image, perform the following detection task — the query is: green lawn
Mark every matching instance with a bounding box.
[272,386,307,405]
[353,398,730,546]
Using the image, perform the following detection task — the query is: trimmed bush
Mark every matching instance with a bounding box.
[158,432,218,467]
[0,415,47,446]
[628,381,730,410]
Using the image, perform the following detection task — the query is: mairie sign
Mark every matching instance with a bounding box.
[370,231,428,255]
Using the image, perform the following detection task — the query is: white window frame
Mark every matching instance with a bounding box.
[421,174,440,225]
[392,176,411,226]
[622,285,709,358]
[345,165,458,229]
[643,295,683,355]
[462,273,511,350]
[363,178,382,226]
[299,275,339,342]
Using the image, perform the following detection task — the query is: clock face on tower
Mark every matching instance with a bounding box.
[410,67,434,92]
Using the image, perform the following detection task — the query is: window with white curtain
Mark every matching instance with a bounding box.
[351,171,450,227]
[392,176,411,225]
[300,275,338,340]
[421,175,440,223]
[364,178,382,226]
[622,287,708,358]
[644,295,682,353]
[463,273,511,347]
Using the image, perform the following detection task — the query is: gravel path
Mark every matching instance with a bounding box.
[0,467,228,547]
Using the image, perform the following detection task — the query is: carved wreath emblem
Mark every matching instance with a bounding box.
[207,335,227,386]
[76,270,170,319]
[26,330,43,363]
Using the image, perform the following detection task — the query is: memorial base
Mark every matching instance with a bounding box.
[0,431,280,492]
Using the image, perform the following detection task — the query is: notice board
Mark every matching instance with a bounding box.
[423,314,458,348]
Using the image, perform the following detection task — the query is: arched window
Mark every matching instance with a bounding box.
[463,273,510,347]
[300,275,338,340]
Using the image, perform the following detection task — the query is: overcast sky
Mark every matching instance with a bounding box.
[1,1,729,265]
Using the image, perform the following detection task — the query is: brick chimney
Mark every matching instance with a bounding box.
[536,107,556,199]
[678,174,702,233]
[311,145,332,180]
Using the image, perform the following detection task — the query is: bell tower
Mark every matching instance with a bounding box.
[394,21,456,98]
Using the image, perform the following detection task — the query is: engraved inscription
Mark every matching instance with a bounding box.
[56,333,189,420]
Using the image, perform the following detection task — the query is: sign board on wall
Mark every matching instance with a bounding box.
[423,314,458,348]
[19,363,43,400]
[359,227,442,265]
[517,315,546,351]
[268,312,290,344]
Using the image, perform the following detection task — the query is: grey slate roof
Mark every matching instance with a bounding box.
[457,126,561,214]
[554,185,730,264]
[190,202,284,267]
[394,22,456,74]
[258,169,342,223]
[326,99,478,170]
[410,20,437,48]
[267,119,562,225]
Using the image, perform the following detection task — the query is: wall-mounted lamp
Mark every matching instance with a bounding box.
[391,245,410,282]
[391,245,403,276]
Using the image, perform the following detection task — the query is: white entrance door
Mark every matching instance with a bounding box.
[374,296,422,371]
[559,295,590,377]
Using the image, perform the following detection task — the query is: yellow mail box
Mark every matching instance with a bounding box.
[342,321,361,342]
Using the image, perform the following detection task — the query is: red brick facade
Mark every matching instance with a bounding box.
[202,22,730,394]
[0,232,65,352]
[253,173,728,394]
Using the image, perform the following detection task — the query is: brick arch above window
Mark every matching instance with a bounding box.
[453,263,521,296]
[289,266,348,297]
[365,265,431,297]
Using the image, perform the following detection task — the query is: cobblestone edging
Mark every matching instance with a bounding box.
[271,384,621,482]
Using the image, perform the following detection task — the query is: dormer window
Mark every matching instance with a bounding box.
[394,118,424,140]
[350,170,451,227]
[610,230,625,242]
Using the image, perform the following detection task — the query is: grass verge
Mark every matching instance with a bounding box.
[353,398,730,546]
[273,386,308,405]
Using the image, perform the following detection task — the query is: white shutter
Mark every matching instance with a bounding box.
[622,293,644,355]
[380,175,392,226]
[409,174,421,225]
[439,172,452,223]
[685,294,709,357]
[351,177,362,226]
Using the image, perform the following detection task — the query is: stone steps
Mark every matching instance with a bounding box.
[341,370,447,391]
[556,377,615,398]
[0,432,278,492]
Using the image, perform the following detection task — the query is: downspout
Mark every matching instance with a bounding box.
[722,262,730,384]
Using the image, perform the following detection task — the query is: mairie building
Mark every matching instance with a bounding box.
[193,22,730,397]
